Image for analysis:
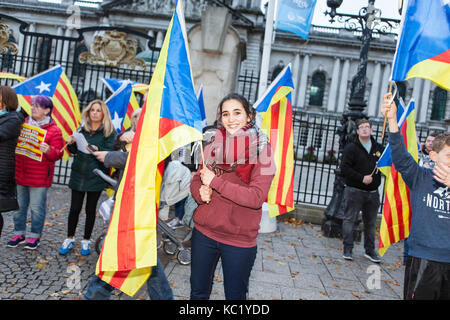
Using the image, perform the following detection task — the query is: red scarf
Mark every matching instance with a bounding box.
[205,123,263,184]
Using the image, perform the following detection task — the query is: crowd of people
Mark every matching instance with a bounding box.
[0,84,449,300]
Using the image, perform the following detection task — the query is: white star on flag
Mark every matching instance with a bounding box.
[111,111,124,131]
[35,81,51,94]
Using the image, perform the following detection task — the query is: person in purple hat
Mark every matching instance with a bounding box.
[7,95,64,250]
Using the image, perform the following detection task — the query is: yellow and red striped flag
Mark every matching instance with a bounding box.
[13,66,81,161]
[0,72,26,82]
[96,0,203,296]
[253,64,295,218]
[377,99,418,257]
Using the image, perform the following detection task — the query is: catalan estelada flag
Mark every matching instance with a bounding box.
[0,72,26,82]
[253,64,295,218]
[103,78,141,132]
[96,0,203,296]
[13,66,81,161]
[377,99,419,257]
[391,0,450,89]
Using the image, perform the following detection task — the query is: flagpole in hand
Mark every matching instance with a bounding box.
[381,81,393,140]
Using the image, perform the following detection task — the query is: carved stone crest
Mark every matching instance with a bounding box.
[0,24,18,55]
[79,30,146,69]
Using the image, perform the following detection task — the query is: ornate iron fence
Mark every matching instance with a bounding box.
[0,13,159,184]
[1,13,446,210]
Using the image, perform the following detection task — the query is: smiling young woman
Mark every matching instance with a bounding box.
[189,93,276,300]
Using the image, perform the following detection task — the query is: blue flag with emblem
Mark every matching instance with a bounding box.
[276,0,317,40]
[105,81,133,133]
[13,65,62,97]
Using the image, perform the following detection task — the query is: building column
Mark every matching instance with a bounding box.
[336,58,350,113]
[367,62,381,117]
[291,53,300,106]
[327,57,341,112]
[378,63,391,115]
[156,31,164,48]
[419,80,431,123]
[61,27,72,70]
[412,78,423,121]
[296,54,309,108]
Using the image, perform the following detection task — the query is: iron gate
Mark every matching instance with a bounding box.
[0,13,160,184]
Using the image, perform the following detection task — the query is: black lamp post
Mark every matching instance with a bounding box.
[321,0,400,237]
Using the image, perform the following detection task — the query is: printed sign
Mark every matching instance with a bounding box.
[16,123,47,162]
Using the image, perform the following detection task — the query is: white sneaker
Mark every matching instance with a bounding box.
[59,238,75,255]
[81,240,91,256]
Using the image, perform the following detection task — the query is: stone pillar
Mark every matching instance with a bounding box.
[367,62,381,117]
[336,58,350,113]
[412,78,423,121]
[419,80,431,123]
[291,53,301,106]
[327,57,341,112]
[378,64,391,112]
[156,31,164,48]
[189,6,244,125]
[296,54,310,108]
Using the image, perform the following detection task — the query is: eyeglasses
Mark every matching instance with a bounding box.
[358,125,371,130]
[31,103,46,109]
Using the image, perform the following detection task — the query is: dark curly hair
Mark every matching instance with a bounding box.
[215,93,255,129]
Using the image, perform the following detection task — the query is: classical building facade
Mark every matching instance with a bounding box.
[0,0,448,128]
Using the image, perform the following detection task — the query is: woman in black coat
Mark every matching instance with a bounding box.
[0,86,25,236]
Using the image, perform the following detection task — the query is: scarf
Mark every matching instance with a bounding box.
[205,122,268,184]
[28,116,51,128]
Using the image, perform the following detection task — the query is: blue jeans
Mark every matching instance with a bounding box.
[83,257,173,300]
[190,228,257,300]
[13,185,48,238]
[174,197,187,220]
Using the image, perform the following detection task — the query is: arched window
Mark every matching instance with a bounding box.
[309,72,326,106]
[431,87,448,121]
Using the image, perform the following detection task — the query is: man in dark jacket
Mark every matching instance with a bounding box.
[340,119,383,262]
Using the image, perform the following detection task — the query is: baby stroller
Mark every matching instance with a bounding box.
[93,168,191,265]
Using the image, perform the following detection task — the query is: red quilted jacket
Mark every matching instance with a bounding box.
[15,119,64,188]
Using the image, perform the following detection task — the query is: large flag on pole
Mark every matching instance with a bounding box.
[13,65,81,161]
[96,0,203,296]
[253,64,295,218]
[276,0,317,40]
[377,99,419,257]
[391,0,450,89]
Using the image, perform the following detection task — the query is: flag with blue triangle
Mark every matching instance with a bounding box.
[105,81,133,134]
[13,65,62,97]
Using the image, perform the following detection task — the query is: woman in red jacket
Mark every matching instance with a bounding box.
[190,93,275,300]
[7,96,63,250]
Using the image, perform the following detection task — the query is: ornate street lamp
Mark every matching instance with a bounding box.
[321,0,400,237]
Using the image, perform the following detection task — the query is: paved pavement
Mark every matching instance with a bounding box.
[0,186,405,300]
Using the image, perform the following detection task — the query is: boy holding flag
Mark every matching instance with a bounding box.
[381,92,450,300]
